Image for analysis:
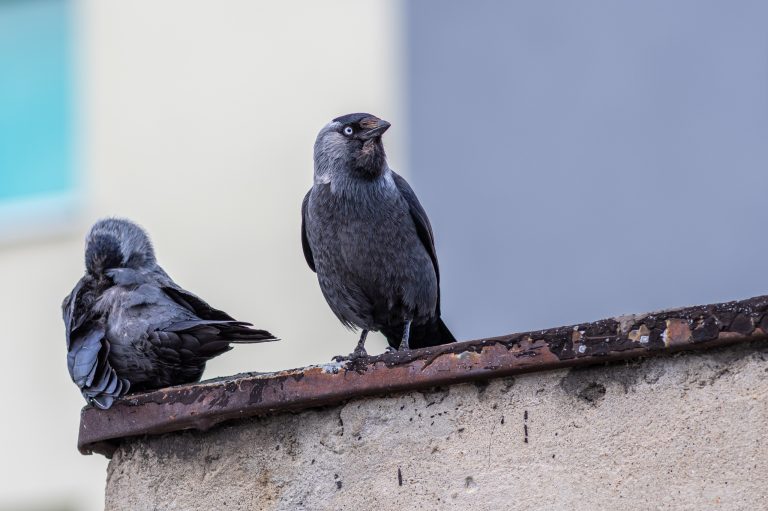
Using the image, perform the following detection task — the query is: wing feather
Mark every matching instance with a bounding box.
[391,171,443,315]
[301,190,316,272]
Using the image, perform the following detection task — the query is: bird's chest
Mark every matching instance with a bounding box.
[309,183,417,275]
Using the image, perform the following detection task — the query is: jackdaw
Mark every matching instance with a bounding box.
[301,113,456,358]
[62,218,276,409]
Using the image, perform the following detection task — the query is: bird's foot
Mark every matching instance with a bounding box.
[332,346,369,362]
[384,344,410,356]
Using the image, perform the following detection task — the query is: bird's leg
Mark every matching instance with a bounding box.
[398,321,411,351]
[353,330,369,358]
[332,330,369,362]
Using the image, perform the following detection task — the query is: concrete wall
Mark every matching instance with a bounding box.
[105,342,768,510]
[0,2,401,509]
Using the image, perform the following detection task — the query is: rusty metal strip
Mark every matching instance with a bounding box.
[79,294,768,457]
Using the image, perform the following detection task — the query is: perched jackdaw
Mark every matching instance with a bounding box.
[301,113,456,357]
[62,218,276,409]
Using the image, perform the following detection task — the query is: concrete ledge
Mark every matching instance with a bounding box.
[104,339,768,510]
[80,294,768,457]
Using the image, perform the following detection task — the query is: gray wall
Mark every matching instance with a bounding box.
[407,1,768,340]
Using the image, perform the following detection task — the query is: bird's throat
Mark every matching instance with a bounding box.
[353,138,386,179]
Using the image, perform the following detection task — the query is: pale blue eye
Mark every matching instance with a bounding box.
[343,126,353,136]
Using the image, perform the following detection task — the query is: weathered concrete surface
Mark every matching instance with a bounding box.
[105,342,768,510]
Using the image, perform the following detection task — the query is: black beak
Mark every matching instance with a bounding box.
[359,118,391,140]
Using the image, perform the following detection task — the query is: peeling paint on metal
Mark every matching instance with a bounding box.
[78,294,768,457]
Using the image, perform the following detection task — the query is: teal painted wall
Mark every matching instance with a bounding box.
[0,0,73,201]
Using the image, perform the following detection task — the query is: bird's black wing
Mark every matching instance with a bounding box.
[301,190,316,272]
[146,268,276,342]
[391,171,442,314]
[62,278,129,409]
[62,278,86,347]
[162,286,237,321]
[102,271,276,391]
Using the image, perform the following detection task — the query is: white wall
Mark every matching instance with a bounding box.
[0,1,403,509]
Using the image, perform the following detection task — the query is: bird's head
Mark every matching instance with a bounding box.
[314,113,391,181]
[84,218,156,275]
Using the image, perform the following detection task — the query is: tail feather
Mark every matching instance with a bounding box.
[170,320,277,344]
[220,324,277,343]
[382,317,456,350]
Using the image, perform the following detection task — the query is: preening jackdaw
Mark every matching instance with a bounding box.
[301,113,456,358]
[62,218,276,409]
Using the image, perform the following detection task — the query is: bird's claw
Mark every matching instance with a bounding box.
[332,347,369,362]
[385,345,411,355]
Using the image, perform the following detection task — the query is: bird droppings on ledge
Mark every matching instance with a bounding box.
[79,294,768,457]
[321,362,344,374]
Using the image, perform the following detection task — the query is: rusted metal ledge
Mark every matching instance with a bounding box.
[79,294,768,457]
